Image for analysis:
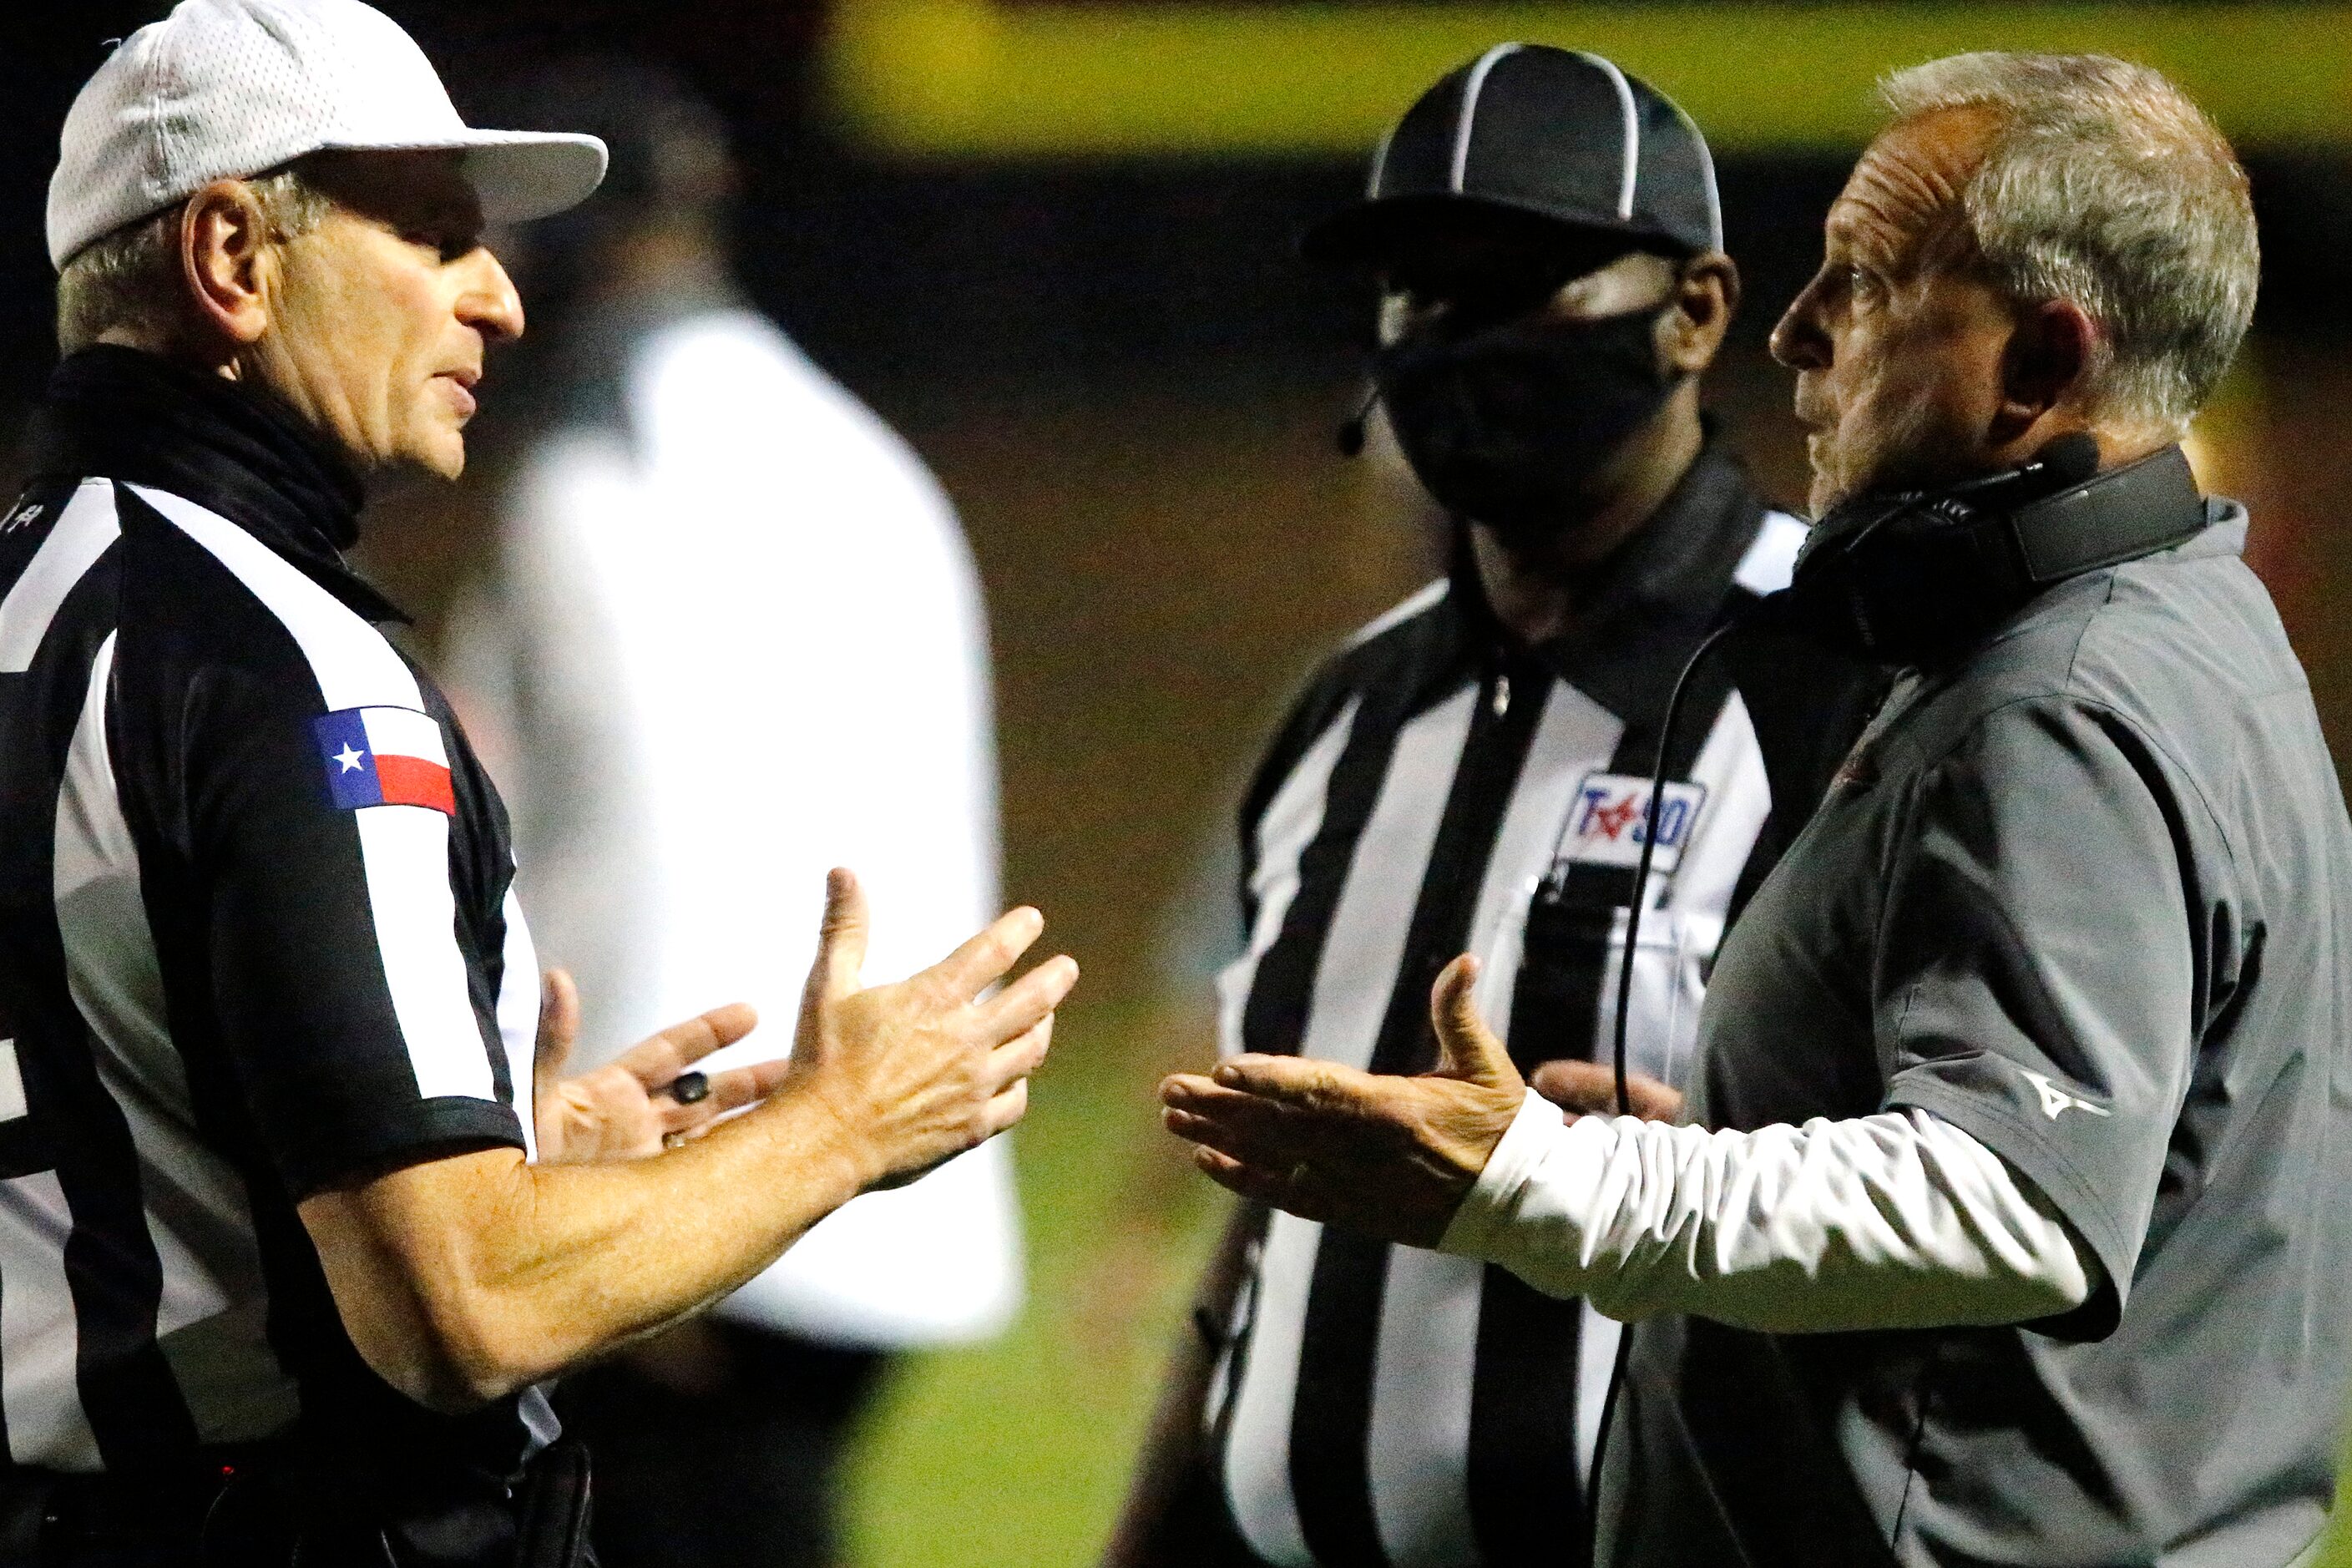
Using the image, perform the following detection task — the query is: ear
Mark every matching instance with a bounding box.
[177,180,277,350]
[1993,297,2097,442]
[1661,251,1740,377]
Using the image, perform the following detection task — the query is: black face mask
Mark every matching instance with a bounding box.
[1372,305,1678,538]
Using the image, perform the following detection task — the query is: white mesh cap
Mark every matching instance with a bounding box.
[48,0,608,270]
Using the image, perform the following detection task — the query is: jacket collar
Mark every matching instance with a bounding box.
[26,346,407,624]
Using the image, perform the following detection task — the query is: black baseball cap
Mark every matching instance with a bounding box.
[1302,44,1723,275]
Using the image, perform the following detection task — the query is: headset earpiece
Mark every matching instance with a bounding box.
[1767,439,2202,665]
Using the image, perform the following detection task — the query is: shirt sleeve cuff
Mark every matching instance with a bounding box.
[278,1095,526,1200]
[1439,1088,1567,1259]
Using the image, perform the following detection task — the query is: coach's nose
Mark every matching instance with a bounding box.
[1771,267,1834,372]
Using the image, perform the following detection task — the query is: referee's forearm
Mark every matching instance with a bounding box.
[306,879,1067,1409]
[302,1083,883,1410]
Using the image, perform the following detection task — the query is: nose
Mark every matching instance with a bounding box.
[1769,272,1829,372]
[458,247,526,345]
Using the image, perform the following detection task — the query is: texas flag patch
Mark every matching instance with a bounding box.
[312,706,455,815]
[1559,772,1708,873]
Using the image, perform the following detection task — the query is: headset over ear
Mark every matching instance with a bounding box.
[1606,434,2205,1115]
[1763,435,2209,665]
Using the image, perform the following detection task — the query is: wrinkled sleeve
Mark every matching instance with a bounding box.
[1439,1092,2089,1331]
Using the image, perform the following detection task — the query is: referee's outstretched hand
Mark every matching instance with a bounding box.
[1158,954,1525,1248]
[787,867,1077,1191]
[299,869,1072,1412]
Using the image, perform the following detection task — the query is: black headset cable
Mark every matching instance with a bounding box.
[1609,617,1741,1115]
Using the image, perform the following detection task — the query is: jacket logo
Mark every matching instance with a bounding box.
[2021,1069,2112,1120]
[1560,773,1707,873]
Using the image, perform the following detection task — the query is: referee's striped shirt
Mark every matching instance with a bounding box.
[1205,441,1879,1568]
[0,348,545,1492]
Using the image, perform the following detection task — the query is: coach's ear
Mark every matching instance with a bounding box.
[1993,296,2098,448]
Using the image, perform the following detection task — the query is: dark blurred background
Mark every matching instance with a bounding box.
[5,4,2350,1562]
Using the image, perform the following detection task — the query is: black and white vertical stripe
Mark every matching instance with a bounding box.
[1206,508,1807,1568]
[0,476,539,1474]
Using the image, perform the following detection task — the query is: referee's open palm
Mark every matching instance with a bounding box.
[787,868,1078,1191]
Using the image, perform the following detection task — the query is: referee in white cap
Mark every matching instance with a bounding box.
[0,3,1075,1564]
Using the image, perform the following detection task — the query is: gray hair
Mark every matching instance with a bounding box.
[54,165,333,356]
[1879,53,2257,436]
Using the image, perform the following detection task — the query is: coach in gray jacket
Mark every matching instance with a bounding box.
[1164,52,2350,1568]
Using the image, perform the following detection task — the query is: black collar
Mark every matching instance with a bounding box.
[25,346,407,624]
[1442,436,1768,722]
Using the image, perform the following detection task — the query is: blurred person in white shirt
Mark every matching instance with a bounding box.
[441,60,1019,1568]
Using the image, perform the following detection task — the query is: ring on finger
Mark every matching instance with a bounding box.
[666,1071,711,1105]
[663,1130,687,1151]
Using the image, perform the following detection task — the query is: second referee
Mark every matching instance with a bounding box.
[1109,46,1878,1568]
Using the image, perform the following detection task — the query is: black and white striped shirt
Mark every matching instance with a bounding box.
[0,348,544,1494]
[1204,443,1878,1568]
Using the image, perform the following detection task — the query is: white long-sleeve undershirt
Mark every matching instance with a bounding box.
[1439,1090,2092,1333]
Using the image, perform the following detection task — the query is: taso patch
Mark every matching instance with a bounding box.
[1559,772,1708,873]
[313,706,455,815]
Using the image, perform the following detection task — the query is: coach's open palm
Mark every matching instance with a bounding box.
[1160,954,1525,1247]
[787,868,1076,1191]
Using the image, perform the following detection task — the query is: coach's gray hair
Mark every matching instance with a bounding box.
[54,165,333,357]
[1879,53,2257,436]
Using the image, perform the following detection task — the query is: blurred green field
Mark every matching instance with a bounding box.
[841,999,2352,1568]
[843,1000,1225,1568]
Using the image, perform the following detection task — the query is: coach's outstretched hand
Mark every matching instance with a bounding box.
[1160,953,1524,1248]
[790,867,1076,1191]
